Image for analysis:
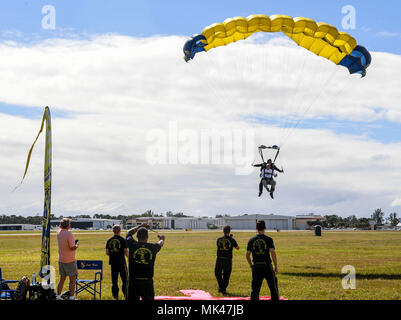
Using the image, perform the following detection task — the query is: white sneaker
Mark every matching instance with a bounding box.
[56,295,62,300]
[69,296,76,300]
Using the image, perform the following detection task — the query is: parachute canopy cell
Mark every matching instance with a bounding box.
[183,14,371,76]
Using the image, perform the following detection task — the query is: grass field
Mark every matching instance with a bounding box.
[0,230,400,300]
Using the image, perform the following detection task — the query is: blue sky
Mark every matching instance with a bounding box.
[0,0,400,144]
[0,0,400,54]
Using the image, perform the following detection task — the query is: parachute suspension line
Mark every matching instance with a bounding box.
[278,47,312,147]
[257,38,275,140]
[207,50,234,109]
[258,147,265,163]
[280,66,341,147]
[258,35,273,129]
[280,48,325,145]
[239,42,255,107]
[320,68,355,116]
[251,41,262,104]
[277,37,294,144]
[243,40,258,111]
[261,36,271,106]
[203,52,234,113]
[273,147,280,163]
[238,40,258,113]
[252,35,271,128]
[277,148,284,171]
[279,54,338,148]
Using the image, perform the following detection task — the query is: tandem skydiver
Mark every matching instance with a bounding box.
[253,159,283,199]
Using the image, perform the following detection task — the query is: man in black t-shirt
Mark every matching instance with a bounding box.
[246,220,279,301]
[106,224,128,299]
[126,224,165,301]
[215,225,239,294]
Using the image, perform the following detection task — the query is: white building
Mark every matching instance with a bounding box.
[128,217,219,230]
[50,218,121,230]
[221,214,295,230]
[165,217,219,230]
[127,214,295,230]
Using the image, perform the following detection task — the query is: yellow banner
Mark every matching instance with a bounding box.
[15,107,52,277]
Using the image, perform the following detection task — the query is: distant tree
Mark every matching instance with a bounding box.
[324,215,341,228]
[344,215,358,228]
[141,210,154,217]
[75,215,91,219]
[172,212,190,217]
[335,218,346,228]
[388,212,399,227]
[371,208,385,225]
[356,218,370,229]
[26,216,42,225]
[215,215,223,218]
[307,220,322,227]
[116,215,129,228]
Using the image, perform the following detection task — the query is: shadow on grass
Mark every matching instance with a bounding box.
[223,292,249,298]
[290,265,324,270]
[282,272,401,280]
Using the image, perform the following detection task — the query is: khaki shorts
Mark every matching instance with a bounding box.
[59,261,78,277]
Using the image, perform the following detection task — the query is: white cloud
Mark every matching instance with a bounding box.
[0,34,400,218]
[377,31,401,38]
[391,198,401,207]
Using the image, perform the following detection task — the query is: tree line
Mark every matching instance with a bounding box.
[0,208,399,229]
[306,208,399,229]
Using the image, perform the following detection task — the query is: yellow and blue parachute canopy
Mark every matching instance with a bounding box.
[183,14,371,76]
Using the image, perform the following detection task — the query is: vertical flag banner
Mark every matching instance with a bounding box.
[15,107,52,278]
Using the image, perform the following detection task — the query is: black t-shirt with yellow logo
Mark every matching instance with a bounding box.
[247,234,275,264]
[126,236,161,280]
[216,235,238,259]
[106,235,127,265]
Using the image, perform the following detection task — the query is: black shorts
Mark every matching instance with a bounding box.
[128,278,154,301]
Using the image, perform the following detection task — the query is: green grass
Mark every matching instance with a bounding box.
[1,230,400,300]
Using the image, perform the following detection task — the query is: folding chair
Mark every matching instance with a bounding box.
[75,260,103,300]
[0,268,20,300]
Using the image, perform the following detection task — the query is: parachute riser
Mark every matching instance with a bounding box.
[258,145,280,164]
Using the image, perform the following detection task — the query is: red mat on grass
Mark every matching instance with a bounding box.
[155,289,287,300]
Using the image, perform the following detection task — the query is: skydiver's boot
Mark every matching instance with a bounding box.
[258,180,263,197]
[270,185,275,199]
